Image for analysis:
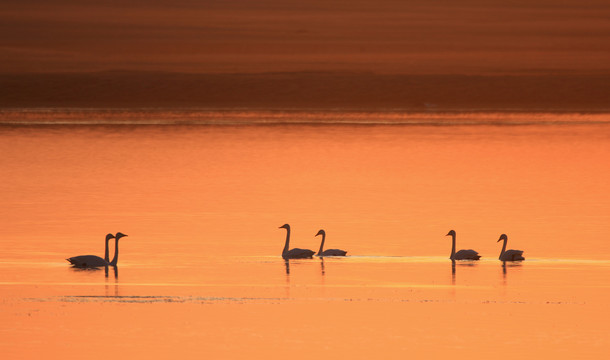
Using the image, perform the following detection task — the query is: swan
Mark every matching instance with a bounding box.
[109,232,128,266]
[66,233,115,267]
[315,229,347,256]
[497,234,525,261]
[446,230,481,260]
[279,224,315,259]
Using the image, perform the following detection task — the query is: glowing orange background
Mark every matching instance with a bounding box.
[1,0,610,358]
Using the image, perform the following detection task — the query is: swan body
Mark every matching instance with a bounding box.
[446,230,480,260]
[315,229,347,256]
[279,224,315,259]
[453,249,480,260]
[283,248,314,259]
[497,234,525,261]
[66,233,115,267]
[66,255,108,268]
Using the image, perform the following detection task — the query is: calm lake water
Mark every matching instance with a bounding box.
[1,110,609,359]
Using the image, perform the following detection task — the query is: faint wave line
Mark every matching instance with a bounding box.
[1,109,609,126]
[24,295,585,306]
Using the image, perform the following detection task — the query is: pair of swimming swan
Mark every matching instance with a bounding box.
[66,232,128,268]
[279,224,347,259]
[447,230,525,261]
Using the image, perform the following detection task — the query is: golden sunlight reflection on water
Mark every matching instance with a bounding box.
[1,256,609,359]
[1,112,609,359]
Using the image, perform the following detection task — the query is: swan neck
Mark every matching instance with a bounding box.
[104,237,110,262]
[450,234,456,260]
[282,228,291,255]
[499,238,507,259]
[109,237,120,266]
[317,233,326,255]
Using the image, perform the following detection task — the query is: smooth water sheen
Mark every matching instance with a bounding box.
[1,111,609,359]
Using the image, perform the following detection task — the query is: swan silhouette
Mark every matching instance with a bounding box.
[279,224,315,259]
[109,232,128,266]
[66,233,115,267]
[446,230,481,260]
[497,234,525,261]
[315,229,347,256]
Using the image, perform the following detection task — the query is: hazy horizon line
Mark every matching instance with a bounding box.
[1,108,609,126]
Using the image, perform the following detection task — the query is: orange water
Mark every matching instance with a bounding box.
[1,112,609,359]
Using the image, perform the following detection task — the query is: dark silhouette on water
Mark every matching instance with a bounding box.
[320,257,326,276]
[315,229,347,256]
[109,232,128,266]
[450,259,479,285]
[451,260,456,285]
[446,230,481,260]
[67,233,115,267]
[284,259,290,275]
[497,234,525,261]
[501,260,523,285]
[103,264,119,279]
[279,224,315,259]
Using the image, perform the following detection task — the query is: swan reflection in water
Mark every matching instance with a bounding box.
[284,259,290,275]
[451,260,455,284]
[450,259,479,285]
[71,262,118,278]
[320,257,326,276]
[501,260,523,284]
[102,264,119,280]
[283,258,328,277]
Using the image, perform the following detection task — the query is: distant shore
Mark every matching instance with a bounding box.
[2,71,609,112]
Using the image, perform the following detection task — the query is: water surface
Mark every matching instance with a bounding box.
[1,111,609,359]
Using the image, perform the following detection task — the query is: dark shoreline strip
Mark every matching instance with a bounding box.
[2,72,609,111]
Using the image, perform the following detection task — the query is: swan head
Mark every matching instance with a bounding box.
[115,232,128,240]
[315,229,326,237]
[446,230,456,237]
[497,234,508,242]
[279,224,290,230]
[105,233,115,241]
